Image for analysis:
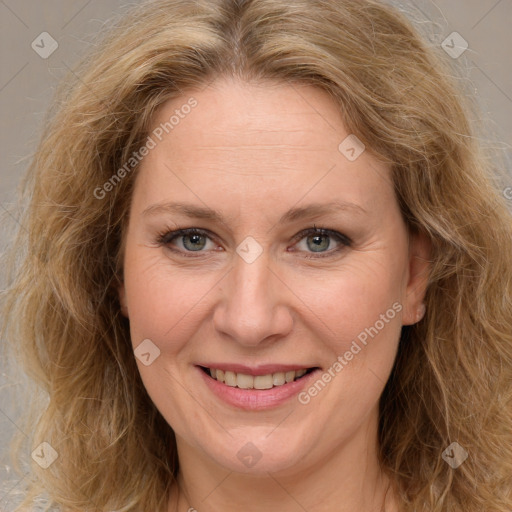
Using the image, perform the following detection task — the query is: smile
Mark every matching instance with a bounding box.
[197,364,322,411]
[200,366,316,389]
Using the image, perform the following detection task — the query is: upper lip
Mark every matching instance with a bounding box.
[196,363,319,376]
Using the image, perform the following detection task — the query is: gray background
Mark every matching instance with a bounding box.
[0,0,511,510]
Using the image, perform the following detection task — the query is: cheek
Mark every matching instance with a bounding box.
[291,255,406,347]
[293,263,404,425]
[123,250,220,353]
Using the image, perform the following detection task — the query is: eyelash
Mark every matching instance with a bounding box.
[155,225,352,259]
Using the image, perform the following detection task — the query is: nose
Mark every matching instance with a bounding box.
[212,248,293,347]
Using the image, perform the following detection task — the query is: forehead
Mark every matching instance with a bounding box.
[150,78,346,152]
[134,78,394,218]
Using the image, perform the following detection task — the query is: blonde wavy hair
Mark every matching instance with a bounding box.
[1,0,511,511]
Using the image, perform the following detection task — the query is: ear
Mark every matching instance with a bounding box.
[402,229,432,326]
[118,280,129,318]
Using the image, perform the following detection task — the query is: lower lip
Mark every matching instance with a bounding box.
[196,366,322,411]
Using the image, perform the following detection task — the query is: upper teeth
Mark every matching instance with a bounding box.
[208,368,308,389]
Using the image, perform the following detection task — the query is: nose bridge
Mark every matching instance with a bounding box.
[213,246,292,345]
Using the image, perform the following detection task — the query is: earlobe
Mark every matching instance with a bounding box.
[414,302,426,323]
[402,230,431,326]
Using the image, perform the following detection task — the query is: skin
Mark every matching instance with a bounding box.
[118,77,431,512]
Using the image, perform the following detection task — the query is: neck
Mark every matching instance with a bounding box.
[173,469,397,512]
[167,411,399,512]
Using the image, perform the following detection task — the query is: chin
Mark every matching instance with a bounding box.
[204,433,311,475]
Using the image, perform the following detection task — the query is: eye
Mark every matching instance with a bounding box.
[156,228,217,255]
[291,226,351,258]
[155,225,351,258]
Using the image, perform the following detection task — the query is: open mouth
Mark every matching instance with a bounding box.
[199,365,319,390]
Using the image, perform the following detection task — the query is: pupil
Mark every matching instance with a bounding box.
[184,234,205,251]
[308,234,329,252]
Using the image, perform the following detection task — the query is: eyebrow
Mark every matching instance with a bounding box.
[142,200,367,224]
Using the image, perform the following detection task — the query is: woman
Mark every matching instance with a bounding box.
[2,0,511,511]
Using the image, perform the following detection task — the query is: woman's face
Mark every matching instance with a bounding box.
[118,77,430,476]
